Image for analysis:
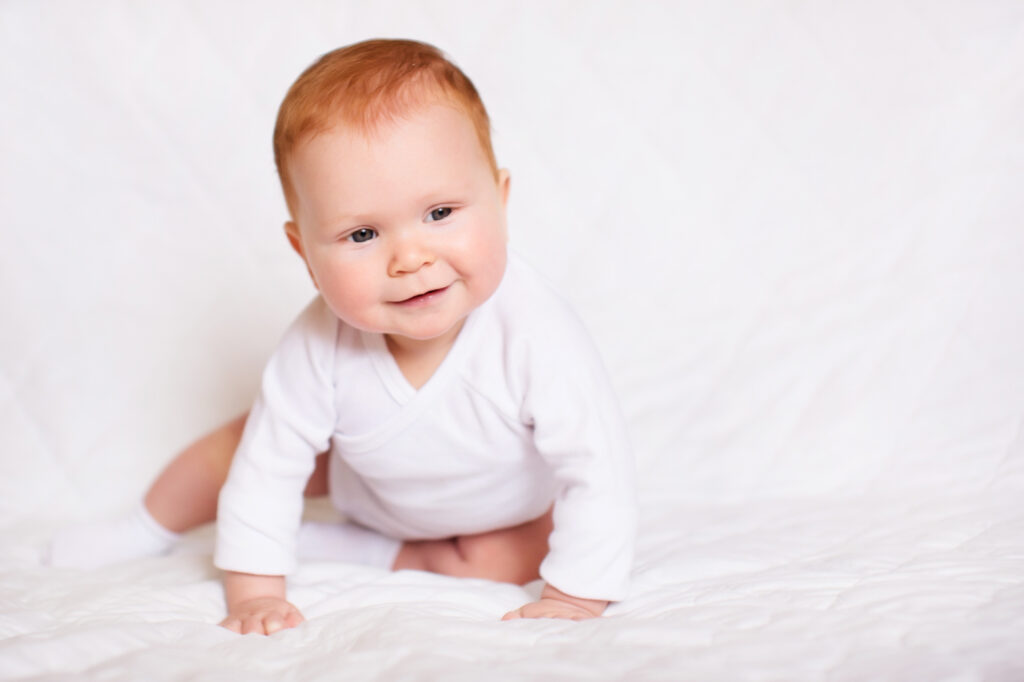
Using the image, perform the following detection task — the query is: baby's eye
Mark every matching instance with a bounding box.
[348,228,377,243]
[426,207,452,222]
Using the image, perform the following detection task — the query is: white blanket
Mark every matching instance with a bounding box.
[2,2,1022,680]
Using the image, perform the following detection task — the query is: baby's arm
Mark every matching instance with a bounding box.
[502,583,608,621]
[514,289,638,616]
[219,571,304,635]
[215,299,338,634]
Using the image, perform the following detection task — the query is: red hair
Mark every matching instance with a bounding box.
[273,39,498,215]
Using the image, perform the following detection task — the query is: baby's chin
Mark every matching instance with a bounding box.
[384,318,468,344]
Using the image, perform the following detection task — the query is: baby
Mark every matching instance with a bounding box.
[50,38,636,633]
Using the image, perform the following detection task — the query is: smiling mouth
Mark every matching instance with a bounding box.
[394,285,450,306]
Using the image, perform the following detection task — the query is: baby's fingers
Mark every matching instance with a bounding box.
[501,599,596,621]
[261,610,304,634]
[219,616,242,633]
[242,614,268,635]
[220,599,305,636]
[284,610,305,629]
[263,613,286,635]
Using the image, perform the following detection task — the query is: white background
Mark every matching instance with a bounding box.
[2,0,1022,518]
[2,2,1023,680]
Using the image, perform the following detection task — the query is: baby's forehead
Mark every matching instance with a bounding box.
[298,97,479,156]
[342,91,470,137]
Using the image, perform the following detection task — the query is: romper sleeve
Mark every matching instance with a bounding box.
[214,297,338,575]
[520,305,638,602]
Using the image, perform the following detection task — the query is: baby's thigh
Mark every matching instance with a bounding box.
[455,506,554,584]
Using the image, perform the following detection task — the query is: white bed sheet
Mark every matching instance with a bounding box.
[2,491,1023,681]
[2,1,1023,680]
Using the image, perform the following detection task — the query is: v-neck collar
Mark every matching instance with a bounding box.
[334,272,506,455]
[359,304,485,406]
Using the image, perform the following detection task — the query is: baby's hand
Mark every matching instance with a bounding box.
[502,584,608,621]
[220,596,304,635]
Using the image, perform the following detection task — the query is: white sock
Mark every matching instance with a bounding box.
[47,502,181,569]
[296,521,402,569]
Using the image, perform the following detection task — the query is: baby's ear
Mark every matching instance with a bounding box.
[498,169,511,207]
[284,221,304,258]
[284,221,318,289]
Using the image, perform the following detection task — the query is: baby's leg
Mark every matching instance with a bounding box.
[393,507,554,585]
[144,413,248,532]
[48,413,330,568]
[145,414,331,529]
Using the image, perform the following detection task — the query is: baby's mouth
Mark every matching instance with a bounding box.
[395,285,450,306]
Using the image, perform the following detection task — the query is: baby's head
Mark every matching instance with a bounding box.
[273,39,499,216]
[273,39,511,348]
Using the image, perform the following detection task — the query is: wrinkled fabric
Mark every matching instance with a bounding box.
[2,1,1022,680]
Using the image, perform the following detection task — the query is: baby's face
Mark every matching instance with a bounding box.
[286,103,510,349]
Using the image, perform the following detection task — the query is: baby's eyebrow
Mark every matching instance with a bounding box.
[416,187,472,207]
[317,187,473,229]
[323,211,375,228]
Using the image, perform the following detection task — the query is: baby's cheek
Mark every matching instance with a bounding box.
[477,240,508,290]
[317,275,372,324]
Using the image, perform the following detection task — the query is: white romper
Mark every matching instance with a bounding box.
[215,255,637,601]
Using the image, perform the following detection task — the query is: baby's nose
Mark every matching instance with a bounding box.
[388,234,435,276]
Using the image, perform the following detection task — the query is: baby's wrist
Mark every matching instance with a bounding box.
[540,583,609,617]
[223,571,287,609]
